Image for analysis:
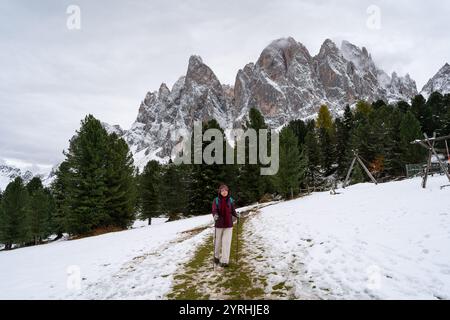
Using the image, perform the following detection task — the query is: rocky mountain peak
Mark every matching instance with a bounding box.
[104,36,446,170]
[340,40,377,75]
[420,62,450,99]
[318,39,340,56]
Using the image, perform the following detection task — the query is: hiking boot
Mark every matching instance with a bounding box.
[214,257,220,265]
[220,262,229,268]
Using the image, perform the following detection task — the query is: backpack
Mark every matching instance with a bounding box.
[215,196,233,207]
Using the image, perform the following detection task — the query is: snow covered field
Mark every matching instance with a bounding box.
[246,175,450,299]
[0,216,212,299]
[1,175,449,300]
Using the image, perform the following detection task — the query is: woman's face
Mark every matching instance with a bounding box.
[220,189,228,197]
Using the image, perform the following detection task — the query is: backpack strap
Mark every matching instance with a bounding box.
[215,196,233,207]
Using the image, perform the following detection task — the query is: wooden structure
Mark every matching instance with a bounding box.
[410,133,450,189]
[343,150,378,188]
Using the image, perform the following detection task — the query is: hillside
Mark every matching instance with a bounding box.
[1,175,449,299]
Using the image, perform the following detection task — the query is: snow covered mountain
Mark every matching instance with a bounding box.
[235,38,417,127]
[0,162,54,192]
[420,63,450,99]
[0,164,34,191]
[107,37,445,170]
[105,55,235,169]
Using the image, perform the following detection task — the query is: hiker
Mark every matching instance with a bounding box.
[212,184,239,268]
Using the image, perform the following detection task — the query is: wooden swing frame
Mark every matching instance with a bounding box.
[343,149,378,188]
[410,133,450,189]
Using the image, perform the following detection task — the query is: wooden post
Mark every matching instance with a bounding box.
[355,154,378,185]
[343,150,378,188]
[343,156,357,188]
[422,147,433,188]
[424,133,450,183]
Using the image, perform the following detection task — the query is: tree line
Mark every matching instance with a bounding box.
[1,92,449,249]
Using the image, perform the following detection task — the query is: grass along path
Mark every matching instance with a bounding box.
[166,203,295,300]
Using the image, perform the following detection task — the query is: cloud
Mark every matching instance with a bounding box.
[0,0,449,167]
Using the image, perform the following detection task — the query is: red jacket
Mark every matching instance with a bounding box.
[211,195,238,228]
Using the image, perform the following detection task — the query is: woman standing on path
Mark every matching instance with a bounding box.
[211,184,240,268]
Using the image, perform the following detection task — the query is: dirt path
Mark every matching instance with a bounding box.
[166,203,297,300]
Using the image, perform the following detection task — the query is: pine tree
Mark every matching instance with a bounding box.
[27,188,52,245]
[50,160,71,239]
[237,108,268,205]
[0,177,29,249]
[103,133,137,229]
[316,105,336,175]
[380,106,403,177]
[396,101,410,113]
[318,127,334,175]
[140,160,161,224]
[426,92,445,136]
[442,94,450,135]
[161,161,189,215]
[287,119,309,146]
[59,115,137,236]
[63,115,110,235]
[411,94,433,135]
[27,177,44,195]
[316,104,334,134]
[335,117,352,178]
[275,127,302,198]
[355,100,372,119]
[443,99,450,136]
[26,177,54,245]
[399,111,426,165]
[372,99,387,110]
[187,119,235,214]
[303,130,321,187]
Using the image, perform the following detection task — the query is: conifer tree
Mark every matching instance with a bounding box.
[161,160,189,215]
[399,111,426,166]
[237,108,268,205]
[140,160,161,224]
[26,177,54,244]
[103,133,137,229]
[187,119,235,214]
[316,105,336,175]
[426,92,445,136]
[58,115,137,235]
[411,94,433,135]
[275,127,302,198]
[303,130,321,187]
[50,160,71,239]
[64,115,110,234]
[0,177,29,249]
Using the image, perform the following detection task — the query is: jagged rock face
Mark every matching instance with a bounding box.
[420,63,450,99]
[109,37,438,170]
[234,38,418,127]
[116,55,233,169]
[234,37,326,127]
[0,164,38,191]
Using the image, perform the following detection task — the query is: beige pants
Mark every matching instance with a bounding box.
[214,227,233,264]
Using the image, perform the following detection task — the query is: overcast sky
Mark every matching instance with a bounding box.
[0,0,449,169]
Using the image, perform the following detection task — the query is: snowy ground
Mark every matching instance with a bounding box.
[1,175,449,299]
[246,175,450,299]
[0,216,212,299]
